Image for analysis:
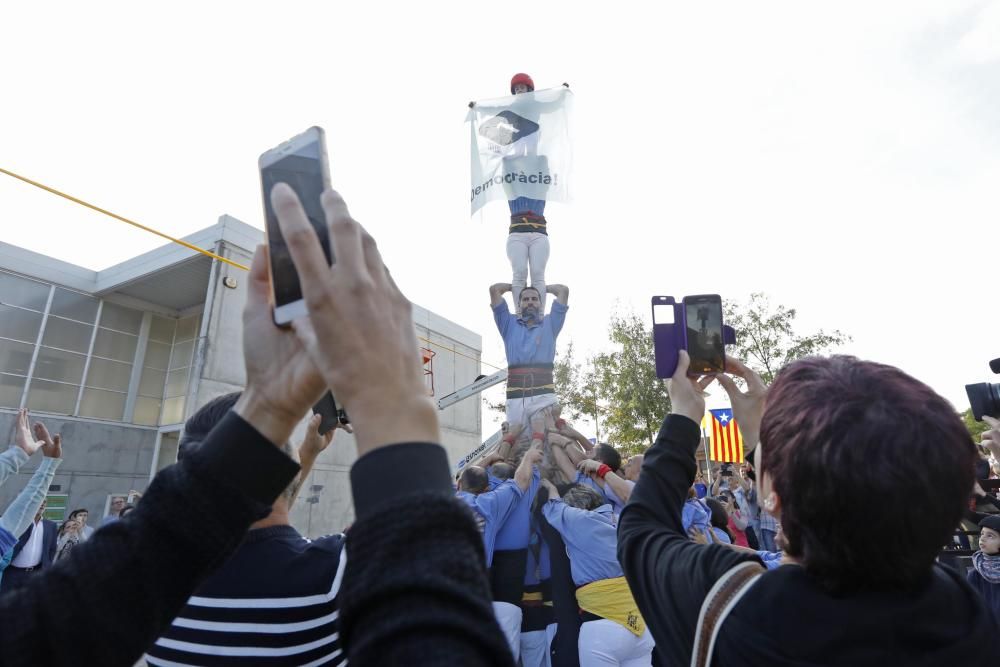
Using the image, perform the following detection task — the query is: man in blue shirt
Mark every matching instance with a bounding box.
[490,282,570,429]
[540,481,655,665]
[458,443,544,660]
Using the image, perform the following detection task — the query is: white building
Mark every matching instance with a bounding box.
[0,215,482,535]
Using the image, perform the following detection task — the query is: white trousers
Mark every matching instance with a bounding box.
[493,601,523,662]
[507,232,550,311]
[578,619,654,667]
[505,393,560,432]
[520,629,551,667]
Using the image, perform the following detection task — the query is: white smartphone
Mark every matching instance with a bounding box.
[258,126,333,325]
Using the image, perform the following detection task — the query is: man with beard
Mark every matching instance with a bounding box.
[490,282,569,429]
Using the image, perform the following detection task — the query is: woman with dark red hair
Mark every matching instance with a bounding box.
[618,350,997,665]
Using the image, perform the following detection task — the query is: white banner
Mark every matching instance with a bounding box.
[467,86,573,216]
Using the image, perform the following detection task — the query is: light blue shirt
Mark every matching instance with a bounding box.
[0,448,29,490]
[493,300,568,367]
[573,472,634,515]
[711,526,732,545]
[489,468,540,551]
[757,550,783,570]
[457,480,524,567]
[541,500,622,586]
[683,498,712,536]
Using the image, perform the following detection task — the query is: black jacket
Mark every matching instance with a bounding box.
[619,414,1000,666]
[0,412,510,666]
[11,518,57,569]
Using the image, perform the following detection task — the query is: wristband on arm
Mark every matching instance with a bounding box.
[532,432,546,443]
[597,464,611,479]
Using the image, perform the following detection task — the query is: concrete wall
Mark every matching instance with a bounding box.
[189,240,484,538]
[0,410,158,527]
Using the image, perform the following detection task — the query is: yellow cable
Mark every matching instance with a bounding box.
[1,166,506,373]
[418,336,504,372]
[0,167,249,271]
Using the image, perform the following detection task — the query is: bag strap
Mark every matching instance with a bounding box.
[690,561,765,667]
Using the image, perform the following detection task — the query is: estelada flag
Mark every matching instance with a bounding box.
[706,409,744,463]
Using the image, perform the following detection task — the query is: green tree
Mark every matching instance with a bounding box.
[591,311,670,455]
[962,408,990,443]
[724,292,851,384]
[554,341,604,440]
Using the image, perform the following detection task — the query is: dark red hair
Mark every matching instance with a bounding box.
[760,356,974,592]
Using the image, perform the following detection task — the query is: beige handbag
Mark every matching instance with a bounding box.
[690,562,765,667]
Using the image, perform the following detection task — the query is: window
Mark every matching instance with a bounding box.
[0,305,43,343]
[78,302,142,421]
[0,270,203,424]
[0,272,49,311]
[159,315,199,425]
[0,273,50,410]
[133,316,173,426]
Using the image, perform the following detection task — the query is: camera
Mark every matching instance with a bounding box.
[965,358,1000,421]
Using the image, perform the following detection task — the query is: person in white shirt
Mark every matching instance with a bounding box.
[5,500,58,591]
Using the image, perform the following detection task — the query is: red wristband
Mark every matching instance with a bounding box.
[597,464,612,479]
[555,418,567,430]
[502,435,516,445]
[532,432,546,442]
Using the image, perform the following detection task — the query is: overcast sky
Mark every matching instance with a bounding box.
[3,1,998,439]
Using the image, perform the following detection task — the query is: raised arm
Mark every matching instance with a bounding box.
[490,282,512,308]
[0,421,63,542]
[515,446,543,492]
[288,413,339,507]
[274,185,511,665]
[546,284,569,306]
[555,421,592,454]
[550,438,581,482]
[0,409,41,490]
[617,352,756,662]
[590,463,634,505]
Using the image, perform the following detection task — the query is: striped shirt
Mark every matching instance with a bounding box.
[145,525,345,666]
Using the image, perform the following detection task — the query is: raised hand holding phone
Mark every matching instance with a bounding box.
[270,184,439,456]
[259,126,333,326]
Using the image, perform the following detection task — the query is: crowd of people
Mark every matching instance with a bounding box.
[0,76,997,665]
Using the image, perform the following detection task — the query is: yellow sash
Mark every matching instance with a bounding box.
[575,577,646,636]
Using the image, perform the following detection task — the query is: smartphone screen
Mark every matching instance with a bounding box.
[685,295,725,374]
[260,129,332,322]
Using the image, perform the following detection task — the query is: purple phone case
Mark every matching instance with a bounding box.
[651,295,736,378]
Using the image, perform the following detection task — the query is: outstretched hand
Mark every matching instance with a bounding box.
[714,357,768,449]
[13,409,41,457]
[33,421,62,459]
[301,413,336,456]
[666,351,715,424]
[234,246,328,447]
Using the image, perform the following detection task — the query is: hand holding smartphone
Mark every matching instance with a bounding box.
[259,126,333,325]
[652,294,729,378]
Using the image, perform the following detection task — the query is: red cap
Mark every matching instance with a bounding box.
[511,73,535,94]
